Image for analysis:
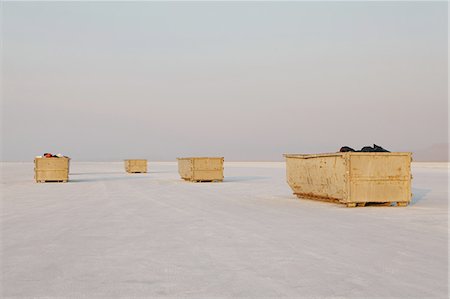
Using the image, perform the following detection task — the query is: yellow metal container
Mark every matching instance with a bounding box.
[177,157,224,182]
[284,152,412,207]
[34,157,70,183]
[124,159,147,173]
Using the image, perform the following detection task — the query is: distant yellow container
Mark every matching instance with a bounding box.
[177,157,224,182]
[124,159,147,173]
[284,152,412,207]
[34,157,70,183]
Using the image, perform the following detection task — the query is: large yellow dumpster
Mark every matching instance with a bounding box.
[177,157,224,182]
[284,152,412,207]
[34,157,70,183]
[124,159,147,173]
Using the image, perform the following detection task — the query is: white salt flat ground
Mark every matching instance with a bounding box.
[1,162,448,298]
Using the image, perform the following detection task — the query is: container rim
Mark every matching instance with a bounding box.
[124,159,147,161]
[34,157,71,160]
[283,152,412,159]
[177,157,224,160]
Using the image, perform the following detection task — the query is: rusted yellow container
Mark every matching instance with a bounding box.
[124,159,147,173]
[34,157,70,183]
[177,157,224,182]
[284,152,412,207]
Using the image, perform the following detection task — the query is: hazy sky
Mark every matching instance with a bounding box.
[1,1,448,161]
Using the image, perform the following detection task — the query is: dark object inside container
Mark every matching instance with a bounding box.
[339,144,390,153]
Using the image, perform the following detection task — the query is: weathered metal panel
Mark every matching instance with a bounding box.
[177,158,194,180]
[177,157,224,182]
[34,157,70,183]
[348,153,411,205]
[285,154,347,202]
[124,159,147,173]
[284,152,412,207]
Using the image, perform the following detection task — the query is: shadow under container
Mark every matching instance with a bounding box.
[124,159,147,173]
[34,157,70,183]
[177,157,224,182]
[284,152,412,207]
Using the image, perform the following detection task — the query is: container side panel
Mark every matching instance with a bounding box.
[35,158,69,170]
[286,156,347,201]
[349,154,411,203]
[125,160,147,173]
[193,170,224,181]
[351,180,411,203]
[34,158,70,182]
[178,158,223,181]
[192,158,224,181]
[350,154,411,179]
[35,170,69,182]
[178,159,194,180]
[193,158,223,170]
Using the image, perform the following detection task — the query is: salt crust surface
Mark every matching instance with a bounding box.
[1,162,448,298]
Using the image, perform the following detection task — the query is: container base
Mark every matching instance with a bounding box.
[294,193,409,208]
[182,178,223,183]
[36,180,68,183]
